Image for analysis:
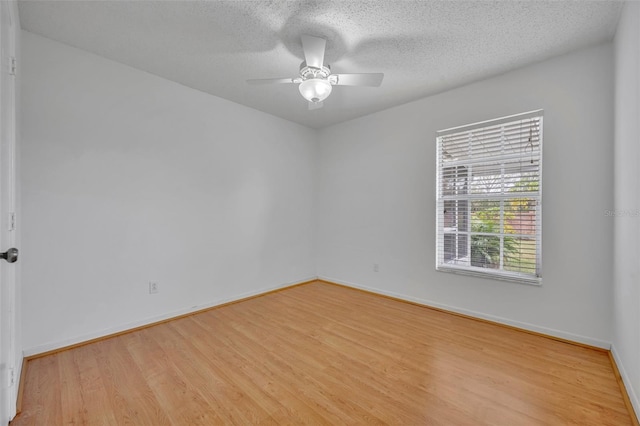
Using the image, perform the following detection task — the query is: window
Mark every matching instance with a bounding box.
[436,110,543,284]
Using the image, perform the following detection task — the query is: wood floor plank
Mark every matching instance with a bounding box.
[15,355,63,425]
[221,306,396,424]
[283,283,631,424]
[155,325,262,424]
[270,287,546,424]
[188,313,330,425]
[231,298,474,424]
[170,316,287,424]
[68,344,119,425]
[57,348,91,424]
[212,306,392,424]
[121,329,223,425]
[11,281,635,425]
[91,337,171,425]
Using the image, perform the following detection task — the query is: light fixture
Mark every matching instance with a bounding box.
[298,78,332,103]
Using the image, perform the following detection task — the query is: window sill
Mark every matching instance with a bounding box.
[436,265,542,286]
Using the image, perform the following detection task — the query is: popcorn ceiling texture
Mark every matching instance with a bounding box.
[18,0,622,129]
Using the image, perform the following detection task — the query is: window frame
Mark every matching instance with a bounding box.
[435,110,543,285]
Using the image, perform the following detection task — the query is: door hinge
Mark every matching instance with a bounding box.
[8,367,15,387]
[8,212,15,231]
[9,57,16,76]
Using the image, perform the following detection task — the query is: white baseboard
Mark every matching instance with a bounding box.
[611,344,640,422]
[24,274,613,356]
[318,275,612,350]
[11,352,23,417]
[23,276,317,357]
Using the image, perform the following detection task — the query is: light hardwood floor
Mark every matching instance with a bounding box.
[11,281,635,425]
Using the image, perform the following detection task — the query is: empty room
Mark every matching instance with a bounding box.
[0,0,639,424]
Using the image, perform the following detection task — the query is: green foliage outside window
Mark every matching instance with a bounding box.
[470,219,518,268]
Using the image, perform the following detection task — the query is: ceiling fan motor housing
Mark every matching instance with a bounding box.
[299,61,332,82]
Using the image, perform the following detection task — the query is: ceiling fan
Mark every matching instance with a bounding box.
[247,35,384,110]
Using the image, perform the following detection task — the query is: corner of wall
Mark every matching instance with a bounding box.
[611,344,640,423]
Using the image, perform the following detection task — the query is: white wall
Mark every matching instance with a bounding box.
[20,31,317,354]
[613,1,640,418]
[316,43,614,348]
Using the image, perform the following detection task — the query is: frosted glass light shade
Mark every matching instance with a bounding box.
[298,78,332,103]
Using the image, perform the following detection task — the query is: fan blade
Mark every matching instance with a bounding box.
[247,77,297,85]
[308,101,324,110]
[301,35,326,69]
[334,73,384,87]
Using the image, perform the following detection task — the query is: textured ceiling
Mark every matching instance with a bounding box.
[18,1,623,129]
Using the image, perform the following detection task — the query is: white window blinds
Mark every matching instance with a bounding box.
[436,110,543,284]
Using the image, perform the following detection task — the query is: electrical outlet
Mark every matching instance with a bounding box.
[149,282,158,294]
[373,263,379,272]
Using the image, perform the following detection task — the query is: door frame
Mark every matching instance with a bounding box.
[0,1,19,423]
